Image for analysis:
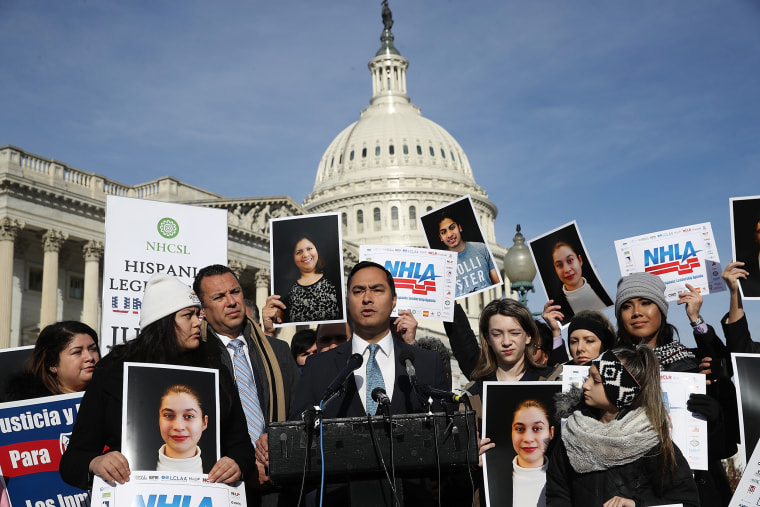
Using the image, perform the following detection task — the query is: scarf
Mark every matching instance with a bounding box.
[653,341,695,369]
[562,407,659,473]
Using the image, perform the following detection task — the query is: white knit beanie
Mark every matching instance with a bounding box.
[139,274,201,328]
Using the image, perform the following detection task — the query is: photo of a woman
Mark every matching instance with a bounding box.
[552,242,607,314]
[481,382,562,507]
[157,384,209,473]
[284,234,340,323]
[268,213,346,326]
[529,222,613,325]
[511,399,555,507]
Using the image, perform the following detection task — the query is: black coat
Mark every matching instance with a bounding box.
[546,437,699,507]
[289,338,448,419]
[59,344,255,490]
[4,371,54,401]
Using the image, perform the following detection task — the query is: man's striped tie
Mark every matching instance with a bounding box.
[228,338,265,445]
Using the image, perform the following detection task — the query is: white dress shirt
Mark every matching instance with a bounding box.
[352,332,395,411]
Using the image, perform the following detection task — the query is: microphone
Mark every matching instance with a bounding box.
[399,349,463,403]
[371,387,391,408]
[321,353,363,404]
[398,349,417,379]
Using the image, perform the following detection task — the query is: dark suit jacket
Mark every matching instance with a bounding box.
[207,317,299,423]
[289,338,448,420]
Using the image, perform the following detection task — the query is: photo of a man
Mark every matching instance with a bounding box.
[421,196,502,299]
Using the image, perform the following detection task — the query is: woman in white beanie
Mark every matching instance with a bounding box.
[60,273,255,490]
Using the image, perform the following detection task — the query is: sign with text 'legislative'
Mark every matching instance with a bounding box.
[0,393,87,507]
[101,196,227,355]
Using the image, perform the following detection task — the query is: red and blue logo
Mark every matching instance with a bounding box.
[643,241,701,276]
[384,261,438,295]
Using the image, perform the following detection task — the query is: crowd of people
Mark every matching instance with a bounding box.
[2,253,758,506]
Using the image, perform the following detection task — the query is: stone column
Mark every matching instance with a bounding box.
[82,240,104,330]
[40,230,68,329]
[228,259,246,280]
[254,268,270,314]
[0,218,24,348]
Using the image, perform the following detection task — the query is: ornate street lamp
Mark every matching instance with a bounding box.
[503,224,537,306]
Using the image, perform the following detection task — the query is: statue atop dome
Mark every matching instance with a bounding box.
[381,1,393,31]
[376,0,400,56]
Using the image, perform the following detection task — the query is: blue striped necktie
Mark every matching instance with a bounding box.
[365,343,385,416]
[228,338,265,445]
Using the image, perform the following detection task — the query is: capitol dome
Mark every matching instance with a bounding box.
[303,4,499,251]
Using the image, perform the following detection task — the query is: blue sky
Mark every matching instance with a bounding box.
[3,0,760,346]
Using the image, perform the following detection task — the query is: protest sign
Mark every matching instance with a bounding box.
[659,371,707,471]
[419,195,502,300]
[122,363,220,474]
[732,353,760,468]
[614,222,722,302]
[561,364,589,393]
[360,245,456,321]
[529,221,613,326]
[91,473,246,507]
[101,195,227,355]
[0,347,33,402]
[729,196,760,300]
[482,381,562,507]
[270,213,346,327]
[729,439,760,507]
[0,393,87,506]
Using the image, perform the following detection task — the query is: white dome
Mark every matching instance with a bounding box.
[303,11,497,248]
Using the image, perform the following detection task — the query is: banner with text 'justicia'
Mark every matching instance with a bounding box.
[0,393,88,507]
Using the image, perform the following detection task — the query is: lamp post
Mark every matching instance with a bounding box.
[503,224,537,307]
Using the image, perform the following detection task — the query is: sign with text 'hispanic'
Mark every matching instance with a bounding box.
[0,393,87,507]
[91,473,245,507]
[101,196,227,354]
[360,245,456,322]
[614,222,723,301]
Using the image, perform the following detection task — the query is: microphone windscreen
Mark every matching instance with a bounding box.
[371,387,387,402]
[347,352,363,370]
[398,348,415,367]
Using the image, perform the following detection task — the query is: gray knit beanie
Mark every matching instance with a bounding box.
[614,272,668,320]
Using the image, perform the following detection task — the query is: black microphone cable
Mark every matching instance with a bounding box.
[372,387,397,495]
[460,395,476,507]
[366,410,402,507]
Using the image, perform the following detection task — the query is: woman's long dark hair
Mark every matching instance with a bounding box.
[29,321,99,394]
[614,346,677,485]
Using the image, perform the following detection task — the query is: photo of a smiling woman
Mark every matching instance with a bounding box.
[529,223,613,325]
[481,382,561,507]
[511,399,555,507]
[157,384,208,473]
[268,213,345,326]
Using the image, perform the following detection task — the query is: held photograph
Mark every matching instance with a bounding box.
[420,195,502,300]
